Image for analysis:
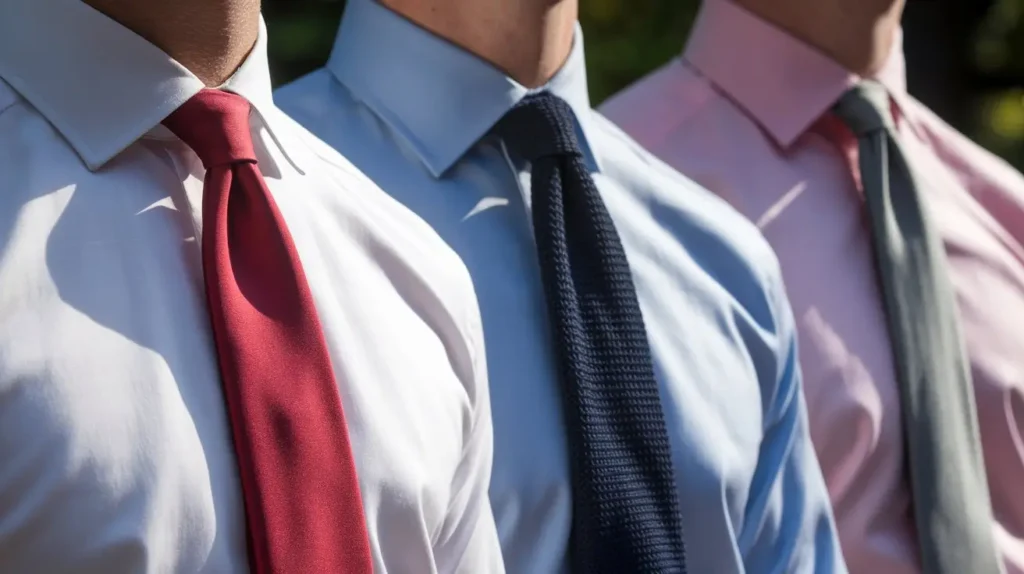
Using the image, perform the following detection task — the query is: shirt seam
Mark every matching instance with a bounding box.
[431,270,487,553]
[678,57,796,154]
[0,78,21,121]
[0,98,16,119]
[640,59,718,153]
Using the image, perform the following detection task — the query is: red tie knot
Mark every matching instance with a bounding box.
[162,89,258,168]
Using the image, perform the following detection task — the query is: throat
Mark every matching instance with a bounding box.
[380,0,577,88]
[83,0,261,86]
[735,0,904,76]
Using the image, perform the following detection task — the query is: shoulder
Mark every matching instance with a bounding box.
[274,69,372,149]
[599,59,780,208]
[0,77,97,202]
[599,58,720,151]
[591,109,779,273]
[276,97,474,287]
[273,71,463,297]
[904,94,1024,193]
[275,69,418,184]
[269,99,486,391]
[0,76,61,153]
[0,78,17,117]
[590,109,789,339]
[274,68,343,122]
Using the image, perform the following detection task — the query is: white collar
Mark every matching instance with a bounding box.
[0,0,298,172]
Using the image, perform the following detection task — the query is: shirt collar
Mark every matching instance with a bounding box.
[0,0,291,172]
[683,0,908,149]
[326,0,600,178]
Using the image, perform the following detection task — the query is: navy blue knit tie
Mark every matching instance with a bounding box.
[493,92,687,574]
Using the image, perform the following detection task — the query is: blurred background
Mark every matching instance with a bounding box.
[263,0,1024,169]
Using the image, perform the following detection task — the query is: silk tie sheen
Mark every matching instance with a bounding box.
[493,92,687,574]
[162,89,374,574]
[833,82,1002,574]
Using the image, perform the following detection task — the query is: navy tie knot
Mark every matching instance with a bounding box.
[494,92,583,161]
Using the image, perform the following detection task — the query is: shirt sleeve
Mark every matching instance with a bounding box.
[741,269,849,574]
[432,287,505,574]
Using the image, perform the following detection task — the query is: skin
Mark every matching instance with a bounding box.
[83,0,261,86]
[734,0,907,76]
[380,0,577,88]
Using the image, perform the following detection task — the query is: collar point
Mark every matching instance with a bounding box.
[422,148,461,180]
[769,127,803,152]
[72,136,132,174]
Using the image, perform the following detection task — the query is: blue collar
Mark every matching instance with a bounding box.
[326,0,601,178]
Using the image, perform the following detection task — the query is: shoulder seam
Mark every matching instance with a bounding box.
[0,77,20,118]
[600,58,712,153]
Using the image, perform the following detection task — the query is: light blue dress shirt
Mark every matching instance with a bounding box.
[276,1,846,572]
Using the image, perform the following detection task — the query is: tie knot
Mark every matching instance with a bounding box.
[493,92,583,162]
[162,89,258,168]
[832,81,895,137]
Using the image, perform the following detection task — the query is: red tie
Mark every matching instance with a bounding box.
[162,89,374,574]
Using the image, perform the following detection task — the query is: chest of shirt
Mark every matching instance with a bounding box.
[368,142,777,573]
[0,137,472,573]
[701,124,1024,501]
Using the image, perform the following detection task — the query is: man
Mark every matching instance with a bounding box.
[602,0,1024,573]
[276,0,846,572]
[0,1,503,572]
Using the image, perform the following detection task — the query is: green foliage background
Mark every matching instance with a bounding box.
[264,0,1024,167]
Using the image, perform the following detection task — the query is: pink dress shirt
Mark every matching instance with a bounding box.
[601,2,1024,573]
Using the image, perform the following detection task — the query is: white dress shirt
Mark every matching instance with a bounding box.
[0,2,503,573]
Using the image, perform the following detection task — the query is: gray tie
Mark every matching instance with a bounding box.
[833,82,1002,574]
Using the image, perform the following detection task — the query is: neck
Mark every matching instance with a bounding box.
[84,0,261,86]
[381,0,577,88]
[735,0,904,76]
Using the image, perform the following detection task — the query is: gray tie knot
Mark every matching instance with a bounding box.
[832,81,894,137]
